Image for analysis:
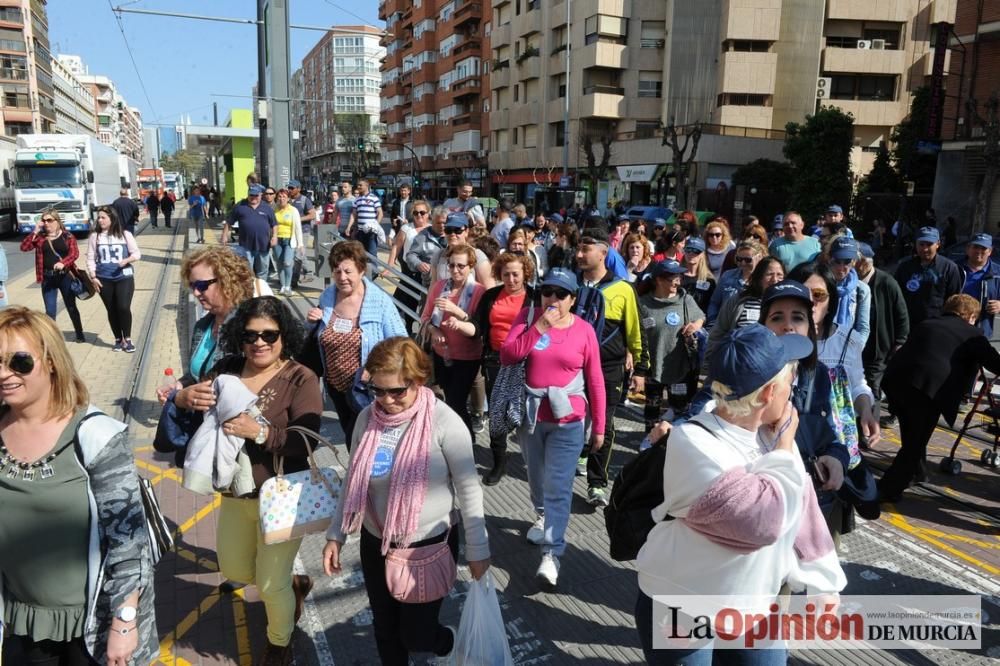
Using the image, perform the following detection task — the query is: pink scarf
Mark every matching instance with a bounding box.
[340,385,436,554]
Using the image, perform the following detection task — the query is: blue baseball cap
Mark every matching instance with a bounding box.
[830,237,859,261]
[971,233,993,248]
[762,280,813,309]
[713,324,813,400]
[916,226,940,243]
[685,236,706,253]
[653,217,668,228]
[826,204,843,214]
[616,214,630,223]
[857,242,875,259]
[549,212,564,223]
[444,213,469,230]
[773,214,784,229]
[286,179,301,188]
[248,184,265,196]
[652,259,686,277]
[540,268,579,294]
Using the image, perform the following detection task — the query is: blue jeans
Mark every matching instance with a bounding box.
[518,418,585,556]
[41,272,83,336]
[191,214,205,241]
[248,250,270,279]
[355,227,379,277]
[634,591,787,665]
[272,238,295,289]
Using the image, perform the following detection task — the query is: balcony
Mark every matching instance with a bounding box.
[721,0,780,41]
[452,76,482,98]
[413,61,438,86]
[491,66,509,89]
[0,66,26,81]
[412,124,437,145]
[492,21,511,48]
[823,99,901,126]
[577,41,626,70]
[718,51,777,95]
[516,51,541,79]
[578,85,625,118]
[491,109,510,129]
[452,39,482,59]
[451,112,482,127]
[453,2,482,29]
[0,38,25,53]
[822,46,906,76]
[575,0,631,21]
[826,0,909,21]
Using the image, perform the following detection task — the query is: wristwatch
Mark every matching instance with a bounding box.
[116,605,137,623]
[255,424,268,445]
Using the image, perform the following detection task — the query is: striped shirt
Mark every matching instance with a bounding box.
[353,193,382,232]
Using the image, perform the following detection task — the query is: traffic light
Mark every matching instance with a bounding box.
[357,138,366,152]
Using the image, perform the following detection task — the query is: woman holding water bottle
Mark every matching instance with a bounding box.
[87,206,141,352]
[419,243,485,437]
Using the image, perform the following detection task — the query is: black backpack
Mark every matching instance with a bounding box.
[604,420,714,561]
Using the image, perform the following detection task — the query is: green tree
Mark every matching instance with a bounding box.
[783,106,855,220]
[160,149,205,183]
[732,158,794,223]
[857,142,903,194]
[890,86,938,193]
[335,113,374,176]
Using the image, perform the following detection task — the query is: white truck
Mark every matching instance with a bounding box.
[118,154,140,200]
[163,171,184,197]
[10,134,121,234]
[0,138,16,235]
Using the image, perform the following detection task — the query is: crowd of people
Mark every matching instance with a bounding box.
[4,177,1000,666]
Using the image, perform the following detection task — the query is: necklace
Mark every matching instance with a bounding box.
[0,442,57,481]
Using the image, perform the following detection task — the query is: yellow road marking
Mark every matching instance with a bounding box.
[232,586,254,666]
[136,458,182,483]
[155,588,222,665]
[135,446,154,452]
[177,494,222,534]
[881,508,1000,576]
[173,546,219,571]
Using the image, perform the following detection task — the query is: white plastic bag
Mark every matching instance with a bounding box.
[450,572,514,666]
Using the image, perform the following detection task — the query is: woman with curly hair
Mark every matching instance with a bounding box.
[210,296,322,665]
[623,232,652,283]
[703,218,736,280]
[157,246,256,411]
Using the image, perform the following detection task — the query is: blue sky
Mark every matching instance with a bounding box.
[48,0,381,130]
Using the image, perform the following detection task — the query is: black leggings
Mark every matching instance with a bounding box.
[2,635,98,666]
[98,276,135,339]
[432,353,480,436]
[360,527,459,665]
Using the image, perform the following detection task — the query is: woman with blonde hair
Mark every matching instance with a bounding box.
[703,218,736,280]
[19,208,86,342]
[0,307,157,666]
[323,336,489,664]
[707,239,766,326]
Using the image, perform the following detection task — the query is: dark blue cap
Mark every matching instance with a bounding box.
[444,213,469,229]
[652,259,686,277]
[685,236,706,253]
[773,214,784,228]
[826,204,843,214]
[831,237,859,261]
[916,226,940,243]
[653,217,668,228]
[971,233,993,248]
[617,214,630,223]
[857,242,875,259]
[550,213,564,223]
[713,324,813,400]
[540,268,579,293]
[762,280,813,309]
[286,179,301,188]
[248,184,265,196]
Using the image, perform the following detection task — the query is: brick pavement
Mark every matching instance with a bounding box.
[32,216,997,665]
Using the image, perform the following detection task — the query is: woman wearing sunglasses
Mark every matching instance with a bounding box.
[789,262,881,541]
[420,243,485,437]
[0,307,158,666]
[159,247,256,415]
[383,199,431,332]
[208,296,322,666]
[86,206,141,353]
[323,337,490,664]
[703,218,736,281]
[19,208,86,343]
[678,236,716,313]
[823,234,871,346]
[707,239,766,326]
[704,255,785,375]
[500,268,606,589]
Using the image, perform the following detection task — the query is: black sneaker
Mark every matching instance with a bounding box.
[879,414,898,429]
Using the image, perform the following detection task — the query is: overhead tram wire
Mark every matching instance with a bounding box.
[108,0,159,122]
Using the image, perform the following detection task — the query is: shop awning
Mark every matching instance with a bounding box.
[615,164,667,183]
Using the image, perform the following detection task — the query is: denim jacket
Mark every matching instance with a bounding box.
[706,268,746,326]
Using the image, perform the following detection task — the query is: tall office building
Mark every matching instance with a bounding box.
[487,0,956,207]
[301,25,385,186]
[379,1,489,200]
[0,0,55,136]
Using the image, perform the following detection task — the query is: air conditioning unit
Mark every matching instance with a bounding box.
[477,149,488,157]
[856,40,872,50]
[816,77,832,99]
[871,39,886,50]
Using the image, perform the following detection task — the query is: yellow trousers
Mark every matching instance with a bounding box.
[217,495,303,647]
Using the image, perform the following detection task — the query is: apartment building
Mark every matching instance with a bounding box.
[300,25,385,186]
[487,0,955,207]
[51,53,96,136]
[69,64,143,162]
[379,0,489,201]
[934,0,1000,231]
[0,0,55,136]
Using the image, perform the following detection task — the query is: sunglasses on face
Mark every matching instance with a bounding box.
[735,256,754,264]
[368,382,411,398]
[683,247,703,255]
[189,278,218,293]
[811,288,830,303]
[41,217,56,223]
[444,228,464,235]
[706,232,723,238]
[540,286,572,299]
[448,262,469,270]
[264,191,276,196]
[0,351,36,375]
[413,210,429,216]
[241,330,281,345]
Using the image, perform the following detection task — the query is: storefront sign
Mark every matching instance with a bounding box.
[616,164,659,182]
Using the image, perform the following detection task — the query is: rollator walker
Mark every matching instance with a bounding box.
[940,369,1000,475]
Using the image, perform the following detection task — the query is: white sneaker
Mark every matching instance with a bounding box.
[536,552,560,589]
[526,516,544,544]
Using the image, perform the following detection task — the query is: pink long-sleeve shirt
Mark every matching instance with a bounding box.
[500,311,606,435]
[420,279,485,361]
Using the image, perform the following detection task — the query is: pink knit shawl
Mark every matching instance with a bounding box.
[340,385,436,554]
